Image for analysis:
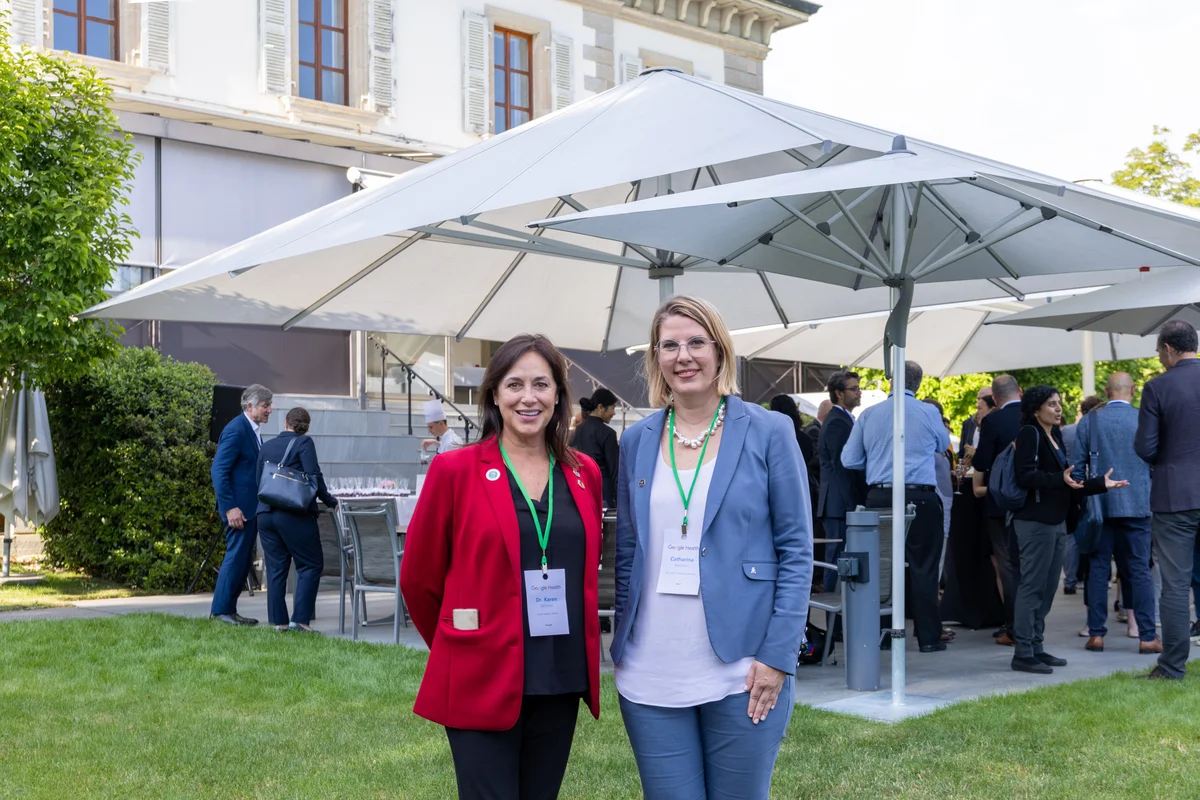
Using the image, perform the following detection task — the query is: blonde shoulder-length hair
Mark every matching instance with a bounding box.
[644,295,740,408]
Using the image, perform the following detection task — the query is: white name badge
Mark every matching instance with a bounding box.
[656,529,701,595]
[523,569,570,637]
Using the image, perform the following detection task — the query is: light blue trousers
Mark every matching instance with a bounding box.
[618,678,794,800]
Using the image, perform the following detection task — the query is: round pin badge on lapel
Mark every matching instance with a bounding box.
[486,468,501,481]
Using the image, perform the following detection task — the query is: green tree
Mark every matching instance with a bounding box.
[1111,125,1200,207]
[0,18,136,390]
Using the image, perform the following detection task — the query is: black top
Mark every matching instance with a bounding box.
[958,416,979,460]
[817,407,866,519]
[255,431,338,517]
[974,403,1022,520]
[1013,424,1105,525]
[570,415,619,508]
[510,465,589,696]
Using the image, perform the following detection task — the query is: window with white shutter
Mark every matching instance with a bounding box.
[462,11,489,135]
[368,0,394,114]
[6,0,45,47]
[260,0,291,95]
[551,35,572,111]
[141,0,171,73]
[619,54,643,84]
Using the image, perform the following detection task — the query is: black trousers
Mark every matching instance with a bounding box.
[986,516,1017,631]
[445,694,580,800]
[868,486,943,648]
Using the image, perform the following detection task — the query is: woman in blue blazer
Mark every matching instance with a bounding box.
[255,406,338,633]
[613,296,813,800]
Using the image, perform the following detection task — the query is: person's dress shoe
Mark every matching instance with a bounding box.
[232,614,259,626]
[1078,626,1090,638]
[1139,638,1163,654]
[1085,636,1104,652]
[1035,652,1067,667]
[1190,619,1200,638]
[992,627,1006,638]
[1012,656,1053,674]
[995,632,1015,647]
[1139,665,1182,681]
[1063,586,1076,595]
[919,642,947,653]
[211,614,246,626]
[288,622,320,635]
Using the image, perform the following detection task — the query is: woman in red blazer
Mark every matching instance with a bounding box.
[401,333,603,800]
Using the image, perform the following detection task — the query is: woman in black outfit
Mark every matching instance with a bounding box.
[768,394,815,467]
[1010,386,1125,674]
[570,388,620,509]
[256,407,339,633]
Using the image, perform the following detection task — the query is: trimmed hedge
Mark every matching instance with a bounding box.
[42,347,221,591]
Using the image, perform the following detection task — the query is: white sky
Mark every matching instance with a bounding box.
[764,0,1200,182]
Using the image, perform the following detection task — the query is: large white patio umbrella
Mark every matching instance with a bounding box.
[992,266,1200,336]
[0,383,59,577]
[79,68,1127,353]
[732,297,1156,377]
[534,145,1200,708]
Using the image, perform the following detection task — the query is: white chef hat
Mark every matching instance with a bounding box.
[423,399,447,424]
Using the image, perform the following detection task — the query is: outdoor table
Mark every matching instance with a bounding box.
[938,487,1004,630]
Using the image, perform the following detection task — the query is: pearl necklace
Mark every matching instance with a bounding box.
[672,402,725,449]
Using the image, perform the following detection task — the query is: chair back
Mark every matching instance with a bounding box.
[317,512,343,577]
[341,499,401,586]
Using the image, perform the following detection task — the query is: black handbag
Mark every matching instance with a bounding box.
[258,437,317,511]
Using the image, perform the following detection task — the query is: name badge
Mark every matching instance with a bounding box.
[523,569,570,637]
[656,528,701,595]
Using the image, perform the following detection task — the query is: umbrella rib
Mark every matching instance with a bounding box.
[827,190,888,267]
[972,175,1200,268]
[678,73,835,143]
[774,199,889,277]
[1140,305,1188,337]
[911,206,1033,278]
[899,184,924,275]
[415,226,649,269]
[282,228,433,331]
[764,240,880,279]
[705,165,722,186]
[556,194,663,265]
[922,183,1023,280]
[758,271,790,327]
[987,278,1025,300]
[601,257,625,354]
[745,324,812,360]
[939,312,988,378]
[914,213,1047,279]
[1069,308,1120,332]
[456,199,568,342]
[1109,332,1117,361]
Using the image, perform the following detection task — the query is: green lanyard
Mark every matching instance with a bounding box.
[499,442,555,577]
[668,398,724,538]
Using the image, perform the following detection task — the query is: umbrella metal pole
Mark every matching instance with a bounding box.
[890,185,909,707]
[658,274,674,303]
[1081,334,1095,398]
[2,519,11,578]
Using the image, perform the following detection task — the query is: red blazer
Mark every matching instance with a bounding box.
[400,436,603,730]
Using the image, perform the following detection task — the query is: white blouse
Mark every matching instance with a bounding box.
[614,449,755,707]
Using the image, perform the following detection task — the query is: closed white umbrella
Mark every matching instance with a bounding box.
[0,382,59,577]
[734,298,1156,377]
[535,143,1200,709]
[991,266,1200,337]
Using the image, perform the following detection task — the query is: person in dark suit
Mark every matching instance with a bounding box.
[1010,386,1123,674]
[401,334,603,800]
[1135,320,1200,680]
[971,374,1022,645]
[958,387,993,460]
[209,384,273,626]
[804,400,831,451]
[817,371,865,593]
[255,407,338,633]
[571,387,620,510]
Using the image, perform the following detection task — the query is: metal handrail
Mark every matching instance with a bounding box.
[563,356,647,432]
[368,335,476,440]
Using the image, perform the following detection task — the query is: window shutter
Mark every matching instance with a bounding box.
[619,54,644,84]
[6,0,45,47]
[141,1,172,73]
[462,11,489,135]
[260,0,291,95]
[368,0,394,114]
[551,35,573,111]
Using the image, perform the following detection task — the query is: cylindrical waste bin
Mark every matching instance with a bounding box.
[843,510,882,691]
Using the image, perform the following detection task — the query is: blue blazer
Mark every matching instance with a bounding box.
[255,431,338,517]
[1072,403,1151,519]
[612,395,814,675]
[211,414,261,521]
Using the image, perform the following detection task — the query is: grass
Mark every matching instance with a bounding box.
[1,614,1199,799]
[0,564,142,611]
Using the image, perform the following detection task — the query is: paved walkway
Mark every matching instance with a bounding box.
[2,584,1190,722]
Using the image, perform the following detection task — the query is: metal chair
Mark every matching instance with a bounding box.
[340,499,407,644]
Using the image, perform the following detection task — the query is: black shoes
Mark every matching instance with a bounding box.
[1012,656,1053,674]
[232,614,259,626]
[1035,652,1067,667]
[1190,620,1200,638]
[211,613,258,626]
[919,642,947,653]
[1063,586,1077,595]
[1139,666,1183,681]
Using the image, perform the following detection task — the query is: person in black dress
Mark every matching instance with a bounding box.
[255,406,338,633]
[570,388,620,509]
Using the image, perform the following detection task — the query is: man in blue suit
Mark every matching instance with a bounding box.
[817,370,865,593]
[210,384,273,625]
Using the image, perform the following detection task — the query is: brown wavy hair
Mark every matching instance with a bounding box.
[478,334,576,467]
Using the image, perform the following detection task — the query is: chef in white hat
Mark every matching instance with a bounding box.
[422,399,463,455]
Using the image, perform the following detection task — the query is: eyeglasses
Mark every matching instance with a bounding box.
[656,336,714,356]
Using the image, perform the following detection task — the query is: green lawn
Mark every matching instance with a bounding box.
[0,565,141,611]
[1,614,1198,799]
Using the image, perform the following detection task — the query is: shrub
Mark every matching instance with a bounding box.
[42,347,220,591]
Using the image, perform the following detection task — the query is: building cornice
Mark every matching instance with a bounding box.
[567,0,812,57]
